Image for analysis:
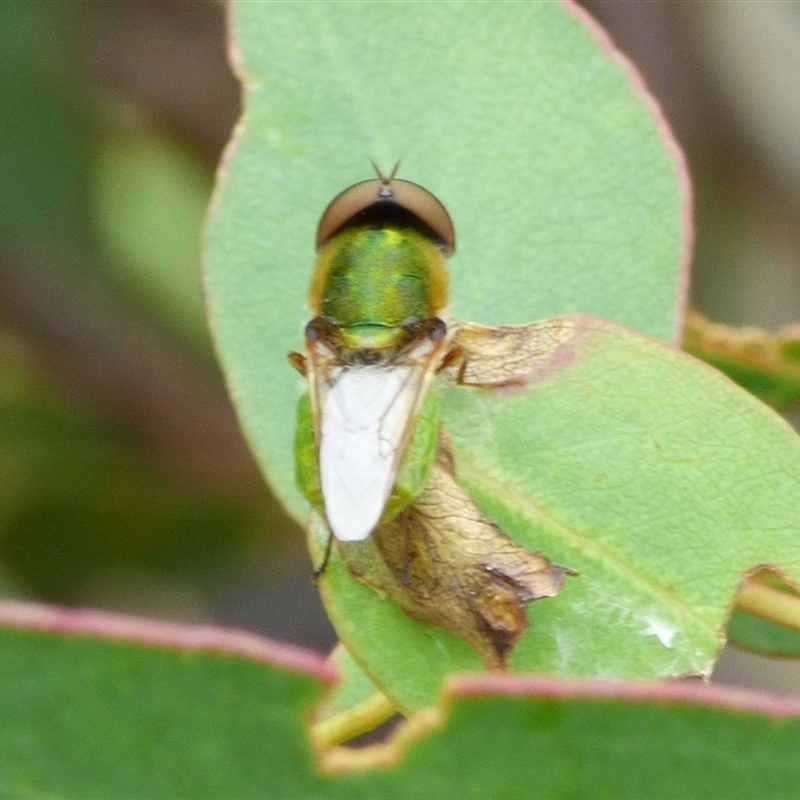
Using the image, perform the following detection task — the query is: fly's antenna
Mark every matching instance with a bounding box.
[370,160,400,183]
[371,160,401,199]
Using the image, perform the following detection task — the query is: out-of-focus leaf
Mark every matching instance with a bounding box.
[4,607,800,800]
[684,310,800,411]
[93,127,212,347]
[311,644,396,748]
[0,604,335,799]
[353,675,800,800]
[727,575,800,658]
[315,643,384,722]
[728,610,800,658]
[0,3,93,250]
[0,333,249,598]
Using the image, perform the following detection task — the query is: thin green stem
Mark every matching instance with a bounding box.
[311,691,398,749]
[736,579,800,633]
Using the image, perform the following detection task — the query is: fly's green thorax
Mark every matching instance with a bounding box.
[309,226,449,352]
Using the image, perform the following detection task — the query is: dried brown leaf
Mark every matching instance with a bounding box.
[445,319,578,388]
[338,438,573,670]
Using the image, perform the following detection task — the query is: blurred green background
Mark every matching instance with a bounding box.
[0,0,334,649]
[1,0,799,690]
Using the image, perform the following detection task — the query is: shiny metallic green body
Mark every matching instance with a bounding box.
[309,225,449,354]
[296,221,451,528]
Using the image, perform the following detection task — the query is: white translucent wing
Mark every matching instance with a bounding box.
[319,365,421,542]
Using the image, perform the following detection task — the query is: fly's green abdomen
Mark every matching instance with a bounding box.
[309,226,448,350]
[294,386,441,526]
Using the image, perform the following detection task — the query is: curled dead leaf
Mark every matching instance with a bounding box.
[445,319,578,389]
[338,437,575,670]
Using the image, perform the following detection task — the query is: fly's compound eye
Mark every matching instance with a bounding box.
[315,177,456,256]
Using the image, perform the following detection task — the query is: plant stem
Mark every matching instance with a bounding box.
[310,691,398,749]
[736,578,800,632]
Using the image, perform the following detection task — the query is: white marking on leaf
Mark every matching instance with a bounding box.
[642,616,677,648]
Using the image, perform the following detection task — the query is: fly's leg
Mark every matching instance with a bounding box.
[439,343,468,383]
[287,351,307,375]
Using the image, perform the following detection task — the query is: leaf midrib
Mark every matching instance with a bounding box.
[455,451,721,636]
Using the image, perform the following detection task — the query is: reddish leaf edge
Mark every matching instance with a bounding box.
[450,673,800,716]
[207,0,248,232]
[321,673,800,773]
[0,600,337,686]
[562,0,694,347]
[6,601,799,776]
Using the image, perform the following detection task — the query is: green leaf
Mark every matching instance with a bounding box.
[728,609,800,658]
[204,0,689,522]
[318,319,800,710]
[726,577,800,657]
[365,675,800,800]
[0,3,94,251]
[0,350,250,596]
[93,130,213,348]
[684,311,800,412]
[4,609,800,799]
[0,604,335,799]
[312,644,398,748]
[316,643,385,721]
